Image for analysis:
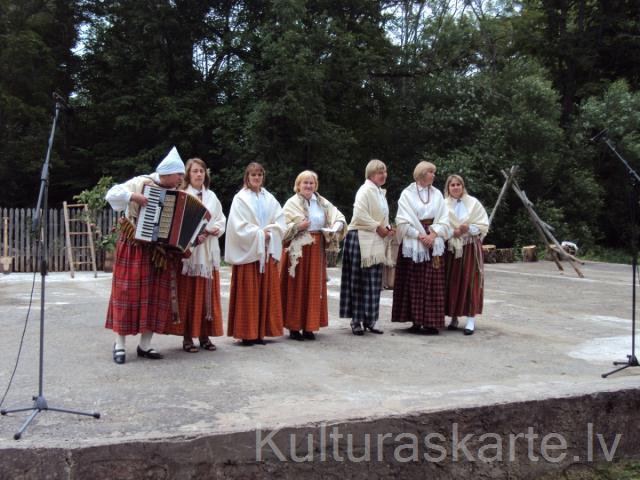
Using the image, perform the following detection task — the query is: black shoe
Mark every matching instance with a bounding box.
[254,338,266,345]
[113,344,126,364]
[421,327,440,335]
[136,346,163,359]
[302,331,316,340]
[364,326,384,334]
[463,328,474,336]
[407,324,421,333]
[241,339,255,346]
[289,330,304,341]
[351,325,364,336]
[447,319,459,331]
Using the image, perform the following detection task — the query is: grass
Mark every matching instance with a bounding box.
[537,457,640,479]
[579,247,633,265]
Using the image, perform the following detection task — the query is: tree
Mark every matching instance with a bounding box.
[578,80,640,247]
[0,0,79,206]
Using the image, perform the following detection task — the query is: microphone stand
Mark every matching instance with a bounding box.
[0,94,100,439]
[596,132,640,377]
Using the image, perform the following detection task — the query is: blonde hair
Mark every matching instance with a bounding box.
[365,159,386,179]
[243,162,265,188]
[182,158,210,190]
[444,174,468,198]
[293,170,319,193]
[413,161,436,182]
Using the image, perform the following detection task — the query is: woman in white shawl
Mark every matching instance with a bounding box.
[444,174,489,335]
[391,161,451,334]
[339,159,395,336]
[225,162,285,346]
[281,170,347,340]
[165,158,226,352]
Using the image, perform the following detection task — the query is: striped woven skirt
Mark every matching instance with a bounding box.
[391,244,445,328]
[339,230,383,327]
[105,237,180,336]
[281,233,328,332]
[165,270,224,338]
[227,258,284,340]
[445,238,484,317]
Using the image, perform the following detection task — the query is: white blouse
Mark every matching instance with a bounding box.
[365,179,389,220]
[307,194,326,232]
[250,189,269,228]
[453,199,480,235]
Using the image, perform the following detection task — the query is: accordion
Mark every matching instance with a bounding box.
[134,185,211,252]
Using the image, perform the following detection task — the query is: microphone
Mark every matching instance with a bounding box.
[590,128,608,143]
[52,92,73,113]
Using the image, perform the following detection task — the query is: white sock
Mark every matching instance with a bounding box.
[115,335,126,351]
[465,317,476,331]
[139,332,153,351]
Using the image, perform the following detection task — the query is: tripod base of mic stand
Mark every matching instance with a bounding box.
[601,354,639,378]
[1,395,100,440]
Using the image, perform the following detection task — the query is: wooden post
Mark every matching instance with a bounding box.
[489,165,517,227]
[500,170,565,273]
[495,248,514,263]
[482,244,496,263]
[522,245,537,262]
[510,178,584,278]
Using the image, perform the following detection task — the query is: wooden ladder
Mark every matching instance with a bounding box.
[63,202,97,278]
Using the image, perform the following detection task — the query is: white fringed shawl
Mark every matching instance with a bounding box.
[348,182,395,268]
[181,186,226,277]
[282,193,347,277]
[395,183,450,263]
[446,194,489,258]
[224,187,285,273]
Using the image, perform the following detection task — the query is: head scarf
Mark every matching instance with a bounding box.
[156,146,185,175]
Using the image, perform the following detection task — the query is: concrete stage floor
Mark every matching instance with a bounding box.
[0,260,638,451]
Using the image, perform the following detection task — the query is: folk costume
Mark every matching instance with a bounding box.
[444,193,489,334]
[165,185,226,347]
[105,146,185,363]
[281,192,347,338]
[225,187,286,343]
[391,183,451,331]
[339,180,395,334]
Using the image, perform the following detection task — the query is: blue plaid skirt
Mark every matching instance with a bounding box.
[339,230,383,327]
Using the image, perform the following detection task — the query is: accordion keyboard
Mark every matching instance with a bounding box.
[136,185,164,242]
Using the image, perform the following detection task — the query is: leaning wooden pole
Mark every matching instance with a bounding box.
[500,170,565,273]
[507,175,584,278]
[489,165,518,227]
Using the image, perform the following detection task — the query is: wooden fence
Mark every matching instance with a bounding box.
[0,207,119,273]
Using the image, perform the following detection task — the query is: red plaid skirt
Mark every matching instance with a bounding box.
[445,238,484,317]
[105,237,180,336]
[165,270,224,338]
[227,258,284,340]
[280,233,328,332]
[391,245,445,328]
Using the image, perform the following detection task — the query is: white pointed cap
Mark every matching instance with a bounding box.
[155,146,185,175]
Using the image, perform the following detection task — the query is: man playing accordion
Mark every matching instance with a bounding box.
[104,146,185,364]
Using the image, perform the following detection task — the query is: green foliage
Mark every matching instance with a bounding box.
[72,175,115,252]
[578,80,640,248]
[0,0,637,254]
[0,0,79,207]
[72,175,114,223]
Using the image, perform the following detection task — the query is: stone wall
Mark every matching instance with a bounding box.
[2,388,639,479]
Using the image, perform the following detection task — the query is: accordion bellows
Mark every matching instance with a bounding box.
[135,185,211,252]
